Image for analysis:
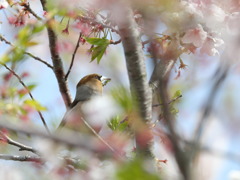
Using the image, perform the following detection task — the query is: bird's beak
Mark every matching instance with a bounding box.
[100,76,111,86]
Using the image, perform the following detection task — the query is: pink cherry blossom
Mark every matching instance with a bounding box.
[73,20,91,36]
[0,0,8,9]
[200,36,224,56]
[182,24,207,47]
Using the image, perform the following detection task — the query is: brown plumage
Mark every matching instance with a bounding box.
[58,74,111,132]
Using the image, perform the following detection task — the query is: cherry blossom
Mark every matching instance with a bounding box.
[200,36,224,56]
[182,24,207,48]
[0,0,8,9]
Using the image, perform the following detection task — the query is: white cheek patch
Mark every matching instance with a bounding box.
[100,76,111,86]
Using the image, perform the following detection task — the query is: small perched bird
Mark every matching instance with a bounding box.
[58,73,111,132]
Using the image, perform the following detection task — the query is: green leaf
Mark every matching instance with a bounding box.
[27,84,37,91]
[32,25,45,34]
[25,41,38,47]
[170,106,179,115]
[0,55,10,64]
[9,87,17,98]
[86,37,110,46]
[91,45,108,63]
[11,48,25,62]
[108,116,128,131]
[86,37,110,63]
[173,90,182,98]
[116,158,160,180]
[18,89,28,99]
[24,99,47,111]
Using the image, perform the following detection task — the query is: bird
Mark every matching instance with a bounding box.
[58,73,111,133]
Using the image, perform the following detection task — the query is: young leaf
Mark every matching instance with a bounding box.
[86,37,110,63]
[108,116,128,131]
[24,99,47,111]
[86,37,109,46]
[116,158,160,180]
[27,84,37,91]
[173,90,182,98]
[91,45,108,63]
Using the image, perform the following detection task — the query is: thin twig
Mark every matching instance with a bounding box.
[158,76,190,180]
[0,35,53,69]
[22,2,42,20]
[152,94,182,107]
[81,117,116,153]
[191,65,229,160]
[65,33,82,80]
[0,132,38,154]
[110,39,122,45]
[0,35,11,45]
[1,64,50,134]
[24,52,53,69]
[0,154,41,162]
[0,122,115,156]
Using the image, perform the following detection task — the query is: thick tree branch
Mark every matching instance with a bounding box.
[115,3,152,156]
[46,27,72,107]
[148,40,189,179]
[39,2,72,108]
[2,64,50,134]
[116,4,152,125]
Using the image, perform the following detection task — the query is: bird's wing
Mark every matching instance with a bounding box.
[57,85,93,130]
[70,85,94,108]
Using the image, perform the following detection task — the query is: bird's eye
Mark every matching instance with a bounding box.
[94,75,102,81]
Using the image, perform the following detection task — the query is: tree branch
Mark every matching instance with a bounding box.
[191,65,229,161]
[22,2,42,20]
[157,76,190,180]
[148,40,189,179]
[0,35,53,69]
[0,154,41,162]
[115,3,152,156]
[2,64,50,134]
[39,2,72,108]
[65,33,82,80]
[0,122,116,156]
[24,52,53,69]
[152,94,182,107]
[81,117,116,153]
[0,132,38,155]
[46,27,72,107]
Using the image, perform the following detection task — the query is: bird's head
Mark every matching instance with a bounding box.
[72,74,111,106]
[77,73,111,92]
